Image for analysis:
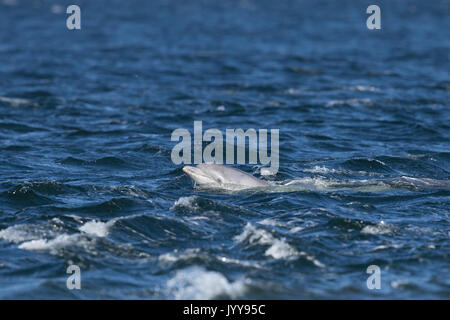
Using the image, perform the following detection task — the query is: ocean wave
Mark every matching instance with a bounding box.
[79,220,115,237]
[166,266,248,299]
[59,156,128,168]
[303,165,389,177]
[398,176,450,190]
[280,176,392,193]
[18,234,83,252]
[0,217,115,255]
[0,223,55,243]
[234,223,298,259]
[4,186,54,206]
[234,223,324,267]
[361,221,394,235]
[345,85,380,92]
[326,98,374,107]
[0,96,38,107]
[171,196,200,211]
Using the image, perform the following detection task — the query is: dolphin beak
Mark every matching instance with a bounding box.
[182,166,200,180]
[182,166,196,176]
[182,165,214,186]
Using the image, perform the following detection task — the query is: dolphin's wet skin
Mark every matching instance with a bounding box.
[0,0,449,300]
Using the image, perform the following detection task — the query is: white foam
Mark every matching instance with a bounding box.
[234,223,324,267]
[0,225,35,243]
[304,165,388,178]
[370,243,401,251]
[281,176,393,193]
[159,249,261,269]
[289,226,304,233]
[327,98,373,107]
[304,166,337,174]
[18,234,81,251]
[167,266,247,299]
[0,96,38,107]
[171,196,199,210]
[0,218,115,254]
[235,223,294,258]
[236,225,297,261]
[346,85,379,92]
[391,279,410,289]
[265,240,298,259]
[283,177,332,190]
[0,224,54,243]
[258,219,283,227]
[235,223,276,246]
[158,248,201,263]
[79,220,114,237]
[326,98,373,107]
[260,168,276,176]
[361,221,393,235]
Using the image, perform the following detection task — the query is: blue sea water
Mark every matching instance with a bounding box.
[0,0,449,299]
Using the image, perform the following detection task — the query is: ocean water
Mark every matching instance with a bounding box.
[0,0,449,299]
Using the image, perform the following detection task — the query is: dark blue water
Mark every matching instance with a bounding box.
[0,0,449,299]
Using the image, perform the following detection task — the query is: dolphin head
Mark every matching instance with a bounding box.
[182,163,269,190]
[182,164,223,187]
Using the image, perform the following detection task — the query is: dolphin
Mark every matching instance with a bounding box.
[182,164,450,193]
[182,163,270,191]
